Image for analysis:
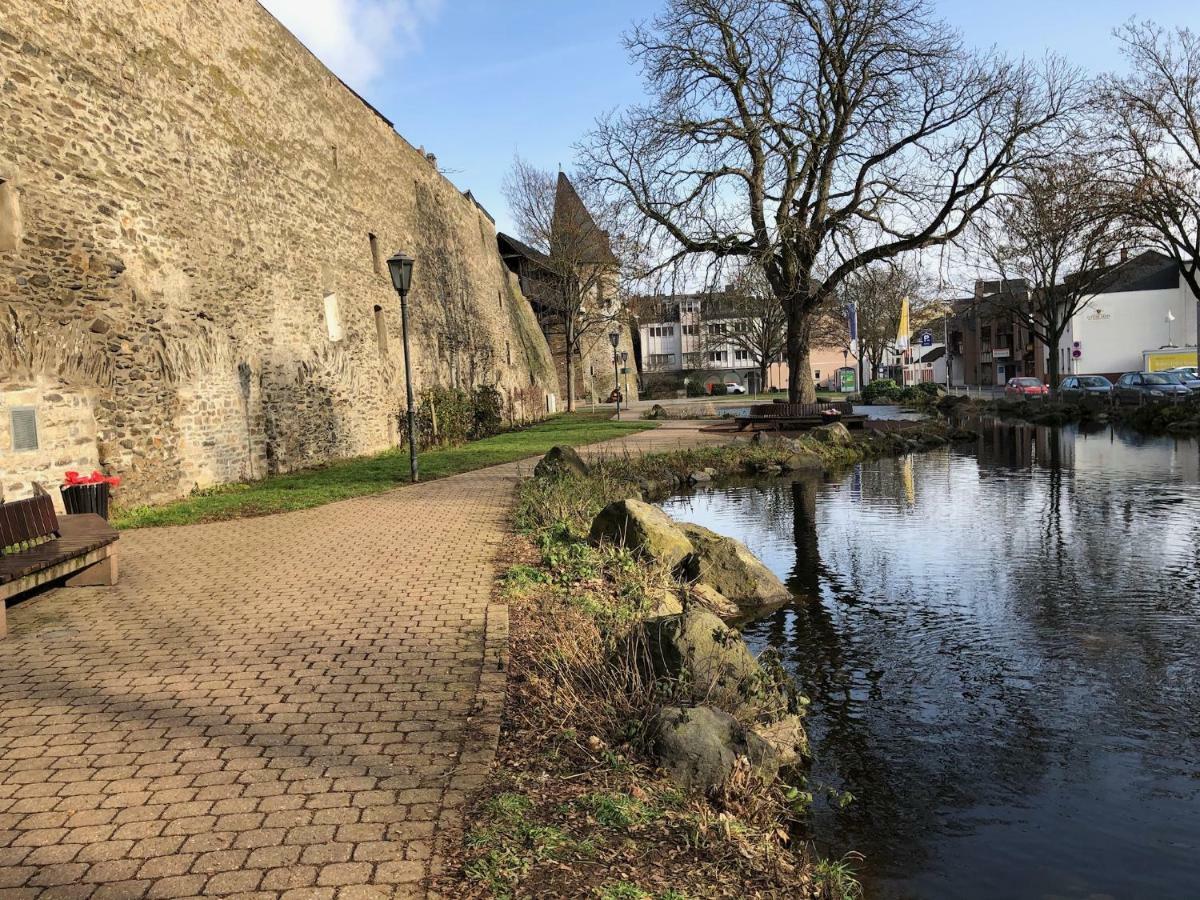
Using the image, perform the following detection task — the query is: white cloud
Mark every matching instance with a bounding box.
[260,0,442,89]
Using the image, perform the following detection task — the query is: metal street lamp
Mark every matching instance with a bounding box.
[608,329,621,419]
[620,350,630,407]
[386,251,419,483]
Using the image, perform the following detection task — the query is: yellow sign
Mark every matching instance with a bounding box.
[1145,350,1198,371]
[897,297,911,350]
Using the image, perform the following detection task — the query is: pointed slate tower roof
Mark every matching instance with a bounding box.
[551,172,618,266]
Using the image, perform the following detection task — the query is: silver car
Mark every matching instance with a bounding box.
[1164,367,1200,391]
[1114,372,1192,403]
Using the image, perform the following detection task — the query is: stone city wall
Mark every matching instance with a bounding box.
[0,0,558,506]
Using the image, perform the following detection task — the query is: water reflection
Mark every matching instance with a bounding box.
[662,421,1200,899]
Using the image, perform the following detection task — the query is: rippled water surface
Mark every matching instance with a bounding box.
[662,421,1200,899]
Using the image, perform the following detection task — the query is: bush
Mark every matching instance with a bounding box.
[685,380,706,398]
[709,382,729,396]
[414,384,506,449]
[472,384,504,439]
[860,378,902,404]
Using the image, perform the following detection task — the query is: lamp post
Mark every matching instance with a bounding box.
[386,251,418,483]
[608,329,621,419]
[620,350,630,406]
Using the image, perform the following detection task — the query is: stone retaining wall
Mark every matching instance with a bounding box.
[0,0,558,504]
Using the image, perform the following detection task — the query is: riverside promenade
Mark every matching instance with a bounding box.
[0,422,725,899]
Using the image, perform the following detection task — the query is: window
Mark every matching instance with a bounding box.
[682,324,698,336]
[9,407,37,452]
[368,233,381,275]
[649,325,676,338]
[734,349,750,362]
[708,351,726,363]
[323,293,343,342]
[373,305,388,355]
[649,354,675,369]
[685,353,703,368]
[814,370,821,380]
[707,323,726,336]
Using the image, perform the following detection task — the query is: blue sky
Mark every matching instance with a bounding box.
[261,0,1197,236]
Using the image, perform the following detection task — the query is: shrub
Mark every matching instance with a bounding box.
[413,384,507,449]
[709,381,729,396]
[471,384,504,439]
[685,379,706,398]
[860,378,902,404]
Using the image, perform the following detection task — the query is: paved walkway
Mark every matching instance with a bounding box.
[0,423,726,899]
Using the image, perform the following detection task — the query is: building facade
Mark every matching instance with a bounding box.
[0,0,559,505]
[1058,251,1198,379]
[497,175,638,409]
[637,291,856,394]
[946,253,1200,388]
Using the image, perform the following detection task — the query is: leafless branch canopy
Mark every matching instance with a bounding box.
[1099,21,1200,303]
[579,0,1079,399]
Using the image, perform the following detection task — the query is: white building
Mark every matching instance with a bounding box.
[639,292,776,391]
[1059,251,1199,377]
[638,291,856,393]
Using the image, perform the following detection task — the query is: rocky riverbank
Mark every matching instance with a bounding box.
[444,424,970,899]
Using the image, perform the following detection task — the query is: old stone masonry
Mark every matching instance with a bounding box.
[0,0,642,507]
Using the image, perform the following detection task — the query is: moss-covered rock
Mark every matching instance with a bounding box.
[652,705,779,795]
[812,421,853,446]
[678,523,792,616]
[640,608,761,695]
[689,583,740,619]
[588,499,694,569]
[753,713,809,770]
[534,445,589,479]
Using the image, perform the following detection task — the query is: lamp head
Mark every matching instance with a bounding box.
[387,252,415,295]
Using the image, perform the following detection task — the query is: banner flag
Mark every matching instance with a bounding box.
[896,297,911,351]
[847,303,858,343]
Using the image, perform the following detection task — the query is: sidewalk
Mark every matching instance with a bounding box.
[0,422,727,899]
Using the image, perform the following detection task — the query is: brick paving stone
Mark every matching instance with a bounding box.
[0,426,722,898]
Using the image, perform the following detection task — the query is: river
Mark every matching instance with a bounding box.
[661,420,1200,899]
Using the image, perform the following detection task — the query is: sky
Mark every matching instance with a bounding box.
[259,0,1198,237]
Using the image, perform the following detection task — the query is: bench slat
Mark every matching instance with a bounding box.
[0,514,119,586]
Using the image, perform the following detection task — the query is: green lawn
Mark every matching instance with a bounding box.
[113,412,655,530]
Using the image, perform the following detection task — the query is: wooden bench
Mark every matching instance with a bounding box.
[1,491,119,637]
[734,400,867,432]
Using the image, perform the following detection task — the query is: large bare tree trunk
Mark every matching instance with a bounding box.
[786,302,817,402]
[564,321,576,413]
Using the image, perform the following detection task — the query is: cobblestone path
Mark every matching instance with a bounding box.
[0,423,725,899]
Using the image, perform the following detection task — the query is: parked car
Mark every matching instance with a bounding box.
[1004,376,1049,399]
[1059,375,1113,399]
[1114,372,1192,404]
[1162,369,1200,391]
[724,382,747,395]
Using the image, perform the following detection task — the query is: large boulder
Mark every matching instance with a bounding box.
[652,706,779,795]
[689,583,740,620]
[812,421,853,446]
[678,523,792,616]
[589,499,694,569]
[639,608,770,712]
[534,445,589,479]
[753,714,810,770]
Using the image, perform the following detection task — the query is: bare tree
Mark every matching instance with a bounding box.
[720,264,787,390]
[840,261,924,383]
[974,159,1136,394]
[503,157,622,411]
[580,0,1078,402]
[1100,21,1200,351]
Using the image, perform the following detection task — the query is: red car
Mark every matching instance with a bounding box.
[1004,376,1049,399]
